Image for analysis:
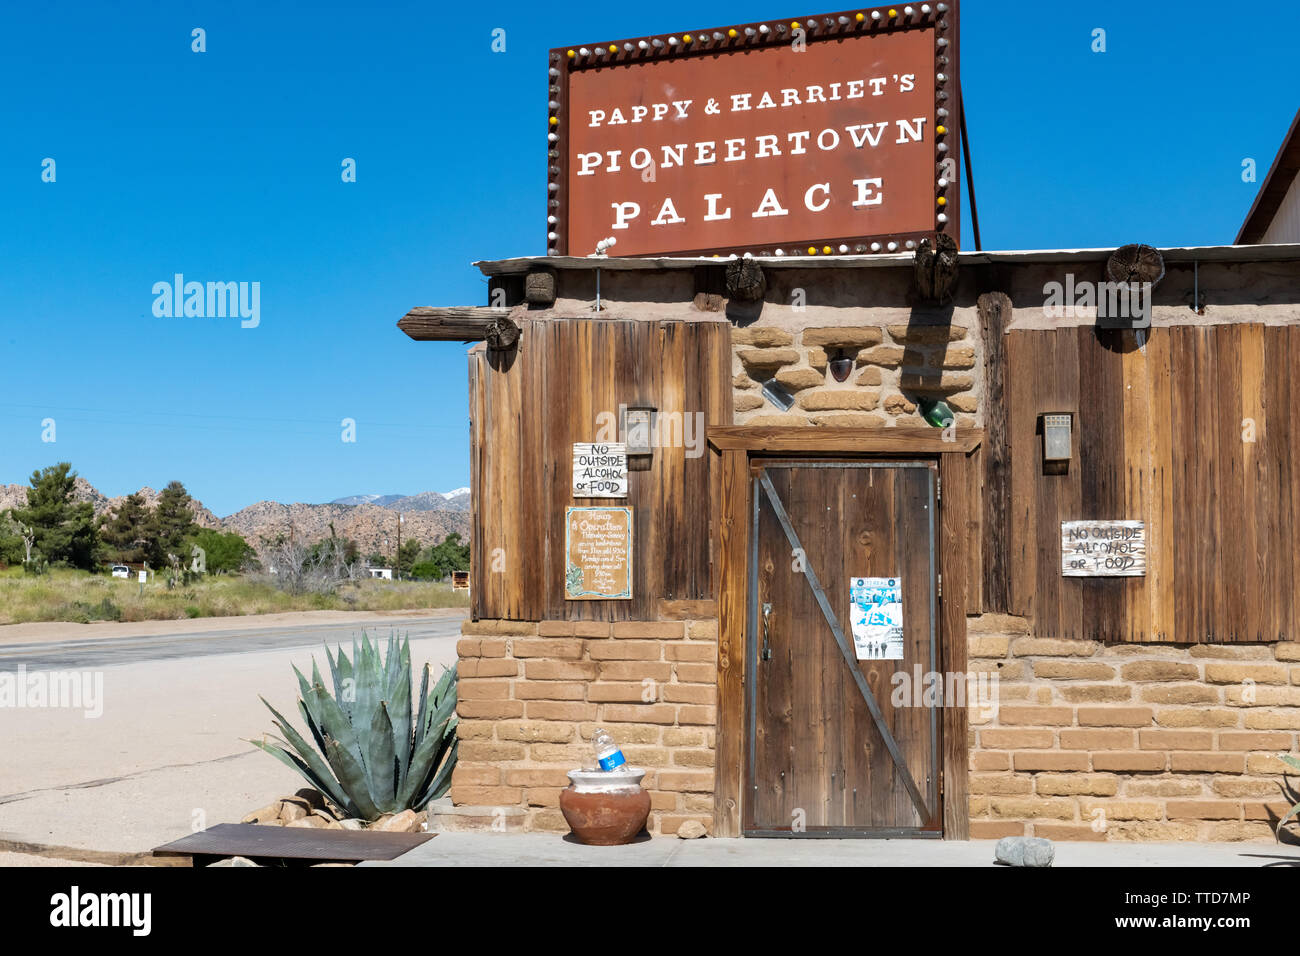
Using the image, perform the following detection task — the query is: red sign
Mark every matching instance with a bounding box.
[547,5,959,258]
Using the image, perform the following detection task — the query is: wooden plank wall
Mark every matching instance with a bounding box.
[468,317,731,622]
[990,323,1300,643]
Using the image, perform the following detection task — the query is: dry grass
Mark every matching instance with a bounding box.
[0,567,470,625]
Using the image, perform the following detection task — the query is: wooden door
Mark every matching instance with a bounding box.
[745,461,942,837]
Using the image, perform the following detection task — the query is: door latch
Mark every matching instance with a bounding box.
[761,602,773,661]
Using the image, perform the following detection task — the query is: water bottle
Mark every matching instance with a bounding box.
[592,727,627,772]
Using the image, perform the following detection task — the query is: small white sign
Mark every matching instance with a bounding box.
[137,570,147,584]
[849,577,904,661]
[572,442,627,498]
[1061,520,1146,577]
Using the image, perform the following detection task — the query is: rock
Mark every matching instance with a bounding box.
[295,788,329,812]
[676,820,708,839]
[208,856,259,867]
[310,808,337,825]
[370,809,422,833]
[994,836,1055,867]
[286,815,328,829]
[280,795,312,812]
[241,801,283,824]
[337,819,365,830]
[278,802,308,823]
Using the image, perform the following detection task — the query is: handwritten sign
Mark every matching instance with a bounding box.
[565,506,633,600]
[572,442,628,498]
[1061,520,1146,577]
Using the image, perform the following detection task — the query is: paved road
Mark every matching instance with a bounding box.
[0,612,464,860]
[0,616,462,670]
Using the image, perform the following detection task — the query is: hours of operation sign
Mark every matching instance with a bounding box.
[565,506,633,599]
[1061,520,1146,577]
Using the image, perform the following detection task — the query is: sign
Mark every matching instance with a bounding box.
[849,576,903,660]
[565,506,633,599]
[572,442,628,497]
[548,5,959,257]
[1061,520,1146,577]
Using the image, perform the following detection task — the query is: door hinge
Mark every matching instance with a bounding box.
[936,474,942,501]
[937,573,943,599]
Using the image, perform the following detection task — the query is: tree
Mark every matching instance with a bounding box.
[413,532,471,580]
[147,481,196,567]
[397,538,421,577]
[0,512,25,565]
[98,493,151,564]
[11,463,98,570]
[191,528,257,574]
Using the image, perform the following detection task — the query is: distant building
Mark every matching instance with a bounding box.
[367,567,393,580]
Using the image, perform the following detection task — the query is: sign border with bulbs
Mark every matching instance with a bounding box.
[546,3,960,259]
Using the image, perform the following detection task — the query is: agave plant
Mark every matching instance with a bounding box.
[1275,754,1300,836]
[251,631,458,822]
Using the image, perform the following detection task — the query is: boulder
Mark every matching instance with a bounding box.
[209,856,259,867]
[240,802,283,824]
[295,788,329,812]
[286,815,328,829]
[994,836,1055,867]
[676,820,708,839]
[337,819,365,830]
[370,809,423,833]
[278,802,308,823]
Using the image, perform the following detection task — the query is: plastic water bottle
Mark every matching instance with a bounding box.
[592,727,627,772]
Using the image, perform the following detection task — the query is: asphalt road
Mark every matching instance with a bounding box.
[0,616,463,670]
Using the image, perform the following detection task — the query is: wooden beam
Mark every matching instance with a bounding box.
[939,450,971,840]
[398,306,517,345]
[978,291,1012,612]
[707,425,983,454]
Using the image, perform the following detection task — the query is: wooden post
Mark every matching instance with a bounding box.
[978,291,1012,612]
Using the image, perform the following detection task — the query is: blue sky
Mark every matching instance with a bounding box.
[0,0,1294,516]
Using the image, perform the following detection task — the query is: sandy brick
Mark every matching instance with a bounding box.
[451,765,501,787]
[1078,800,1162,821]
[1155,708,1240,728]
[674,662,717,683]
[1139,684,1220,704]
[513,680,585,701]
[1217,731,1294,751]
[457,700,525,720]
[672,749,716,768]
[512,639,584,659]
[598,661,673,682]
[1275,643,1300,662]
[1091,751,1167,772]
[858,345,906,367]
[969,636,1010,658]
[612,621,684,639]
[1106,822,1198,841]
[573,621,612,638]
[525,701,599,721]
[663,683,716,705]
[1227,686,1300,706]
[1127,779,1203,797]
[1205,662,1290,685]
[972,751,1011,771]
[1033,661,1117,680]
[601,703,677,724]
[1244,709,1300,730]
[969,774,1033,795]
[1205,822,1276,841]
[738,347,800,367]
[476,640,508,658]
[452,785,523,805]
[998,706,1074,726]
[1166,801,1242,821]
[1011,638,1100,658]
[803,326,884,348]
[1059,685,1132,703]
[457,679,512,700]
[886,323,966,344]
[458,659,521,678]
[1242,801,1296,821]
[970,821,1026,838]
[664,643,716,662]
[988,797,1076,820]
[580,723,663,745]
[687,620,720,640]
[461,620,537,636]
[732,327,794,347]
[968,614,1032,635]
[525,660,599,680]
[587,681,651,703]
[503,768,573,788]
[1077,707,1154,727]
[1247,753,1297,774]
[656,771,714,793]
[496,721,575,743]
[1189,645,1275,660]
[587,641,661,661]
[1013,751,1089,772]
[1170,752,1246,773]
[456,638,481,657]
[1032,823,1107,842]
[663,728,706,747]
[458,742,527,762]
[525,788,563,808]
[1139,730,1213,751]
[647,790,679,811]
[538,620,575,637]
[1058,729,1135,750]
[676,705,718,725]
[1211,777,1283,798]
[980,729,1056,749]
[1120,661,1200,682]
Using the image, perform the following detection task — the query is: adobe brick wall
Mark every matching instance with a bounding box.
[449,618,718,836]
[968,614,1300,842]
[733,319,980,428]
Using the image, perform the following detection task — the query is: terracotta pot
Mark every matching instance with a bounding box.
[558,769,650,846]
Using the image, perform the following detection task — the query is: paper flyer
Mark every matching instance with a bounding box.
[849,576,903,661]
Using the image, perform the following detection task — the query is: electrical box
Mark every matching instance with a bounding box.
[1043,413,1072,461]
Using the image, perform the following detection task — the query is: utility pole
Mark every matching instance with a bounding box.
[396,512,402,580]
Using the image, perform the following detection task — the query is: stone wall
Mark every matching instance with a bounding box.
[449,618,719,836]
[733,320,980,428]
[967,614,1300,842]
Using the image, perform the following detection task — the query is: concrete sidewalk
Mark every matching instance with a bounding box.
[367,832,1300,867]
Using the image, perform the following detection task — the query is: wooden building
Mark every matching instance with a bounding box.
[401,238,1300,842]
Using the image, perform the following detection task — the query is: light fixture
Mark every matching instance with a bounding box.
[621,405,657,455]
[1043,413,1072,462]
[761,378,796,411]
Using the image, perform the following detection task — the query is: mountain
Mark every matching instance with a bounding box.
[2,477,471,562]
[331,490,472,513]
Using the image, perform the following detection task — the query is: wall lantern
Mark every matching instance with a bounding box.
[621,404,657,455]
[828,350,854,383]
[760,378,796,412]
[1043,413,1072,462]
